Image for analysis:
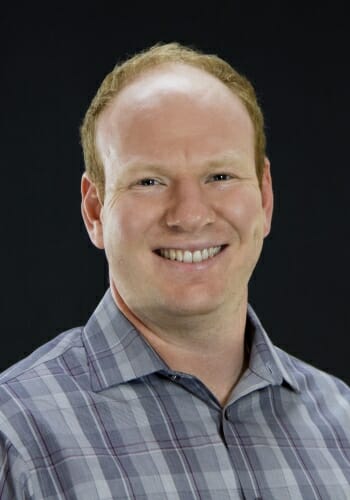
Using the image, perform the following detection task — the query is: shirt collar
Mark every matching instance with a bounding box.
[246,304,300,392]
[83,289,300,393]
[83,289,167,392]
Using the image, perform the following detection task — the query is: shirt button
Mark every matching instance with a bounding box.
[266,363,273,375]
[171,375,178,381]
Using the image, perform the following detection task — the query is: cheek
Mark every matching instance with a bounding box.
[222,185,263,234]
[103,211,136,253]
[102,199,158,254]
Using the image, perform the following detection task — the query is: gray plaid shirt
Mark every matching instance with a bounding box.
[1,289,350,499]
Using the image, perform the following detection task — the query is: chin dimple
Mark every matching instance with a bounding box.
[158,246,222,263]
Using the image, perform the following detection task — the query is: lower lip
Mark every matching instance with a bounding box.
[154,246,228,272]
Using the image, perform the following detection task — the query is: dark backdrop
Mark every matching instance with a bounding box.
[1,3,349,384]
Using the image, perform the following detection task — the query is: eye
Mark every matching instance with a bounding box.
[136,178,161,186]
[208,173,233,182]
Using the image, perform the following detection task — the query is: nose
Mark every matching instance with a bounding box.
[164,180,215,232]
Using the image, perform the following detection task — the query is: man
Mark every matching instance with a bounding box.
[0,43,349,499]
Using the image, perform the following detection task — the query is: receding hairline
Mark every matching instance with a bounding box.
[96,61,254,136]
[102,61,245,107]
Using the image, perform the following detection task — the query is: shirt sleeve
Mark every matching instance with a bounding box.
[0,431,31,500]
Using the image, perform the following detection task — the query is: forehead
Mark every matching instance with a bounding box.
[100,62,251,126]
[96,63,254,170]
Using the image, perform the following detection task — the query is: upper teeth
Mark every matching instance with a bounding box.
[159,246,221,263]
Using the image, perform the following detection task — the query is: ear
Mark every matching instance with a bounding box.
[81,173,105,249]
[261,157,274,237]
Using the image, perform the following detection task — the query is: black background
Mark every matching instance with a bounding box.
[1,3,349,384]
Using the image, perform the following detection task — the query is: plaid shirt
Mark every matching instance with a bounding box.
[1,289,350,499]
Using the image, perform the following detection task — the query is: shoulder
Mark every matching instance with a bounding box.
[277,345,350,394]
[0,327,88,450]
[0,326,85,386]
[276,346,350,423]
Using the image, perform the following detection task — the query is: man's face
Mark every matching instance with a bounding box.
[83,64,273,324]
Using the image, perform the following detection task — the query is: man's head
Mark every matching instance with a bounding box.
[81,45,273,326]
[80,42,266,202]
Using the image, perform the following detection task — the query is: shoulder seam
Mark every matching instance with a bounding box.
[0,327,84,386]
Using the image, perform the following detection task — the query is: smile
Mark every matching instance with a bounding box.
[157,246,222,263]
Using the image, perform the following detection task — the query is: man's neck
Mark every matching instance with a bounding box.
[143,328,247,406]
[111,283,248,406]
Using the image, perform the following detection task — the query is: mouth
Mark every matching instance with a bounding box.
[154,245,226,263]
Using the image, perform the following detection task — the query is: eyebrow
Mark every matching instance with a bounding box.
[123,151,245,174]
[204,151,244,168]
